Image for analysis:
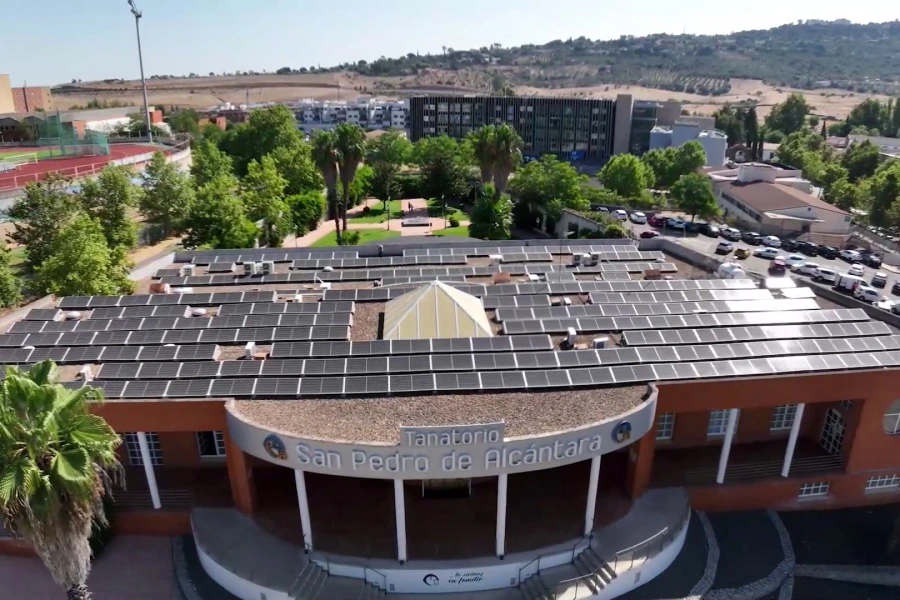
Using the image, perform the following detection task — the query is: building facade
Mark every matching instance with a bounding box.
[0,75,14,114]
[12,86,53,113]
[409,95,617,163]
[649,122,728,166]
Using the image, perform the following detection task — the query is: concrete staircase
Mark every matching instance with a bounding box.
[289,561,329,599]
[572,546,617,595]
[357,580,386,600]
[519,572,555,600]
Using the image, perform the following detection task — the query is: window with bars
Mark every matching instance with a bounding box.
[798,481,830,497]
[839,400,853,410]
[884,400,900,435]
[821,409,845,455]
[656,413,675,441]
[865,475,900,491]
[196,431,226,457]
[123,432,163,466]
[770,405,797,431]
[708,409,740,437]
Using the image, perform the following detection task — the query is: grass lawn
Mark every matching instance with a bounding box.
[426,198,467,221]
[310,229,401,248]
[0,148,58,160]
[433,226,471,237]
[349,200,402,223]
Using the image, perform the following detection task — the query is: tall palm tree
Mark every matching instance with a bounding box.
[334,123,367,236]
[0,361,122,600]
[311,130,342,243]
[490,123,523,197]
[467,125,496,186]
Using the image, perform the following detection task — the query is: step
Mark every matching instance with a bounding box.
[290,562,327,599]
[582,546,604,571]
[600,561,617,581]
[533,574,554,600]
[361,582,385,600]
[305,569,329,600]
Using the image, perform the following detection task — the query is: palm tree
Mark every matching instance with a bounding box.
[311,130,341,243]
[0,361,122,600]
[334,123,367,236]
[490,123,523,197]
[467,125,496,186]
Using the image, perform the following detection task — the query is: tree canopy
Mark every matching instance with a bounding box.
[599,154,655,198]
[0,242,22,308]
[139,151,194,238]
[641,141,707,189]
[191,139,234,187]
[241,155,290,248]
[286,191,326,238]
[413,135,471,203]
[469,194,513,240]
[79,165,138,251]
[508,155,588,215]
[366,130,412,202]
[841,140,882,183]
[764,93,812,135]
[183,175,257,249]
[670,173,720,222]
[220,105,303,175]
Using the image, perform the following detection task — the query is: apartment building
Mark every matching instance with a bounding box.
[13,86,53,113]
[289,98,408,132]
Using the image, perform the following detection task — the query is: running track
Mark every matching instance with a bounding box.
[0,144,163,191]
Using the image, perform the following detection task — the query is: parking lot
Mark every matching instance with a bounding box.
[629,218,900,302]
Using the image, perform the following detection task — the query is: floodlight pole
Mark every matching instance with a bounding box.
[129,0,153,143]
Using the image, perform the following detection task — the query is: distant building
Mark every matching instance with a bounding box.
[12,86,53,113]
[0,106,149,142]
[288,98,408,133]
[847,134,900,157]
[649,122,728,166]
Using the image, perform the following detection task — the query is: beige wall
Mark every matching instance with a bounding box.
[613,94,634,155]
[0,75,15,114]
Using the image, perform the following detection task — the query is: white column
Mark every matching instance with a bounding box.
[295,470,313,551]
[584,456,602,536]
[136,432,161,509]
[496,473,508,558]
[394,479,408,563]
[715,409,740,484]
[781,403,806,478]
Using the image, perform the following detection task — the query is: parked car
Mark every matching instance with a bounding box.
[854,285,883,304]
[648,214,666,227]
[685,221,701,234]
[795,241,819,256]
[813,267,838,284]
[630,211,647,224]
[848,263,866,277]
[795,262,821,276]
[753,247,781,259]
[699,223,720,237]
[783,254,806,268]
[871,272,888,288]
[780,239,800,252]
[861,253,882,268]
[741,231,762,244]
[892,280,900,295]
[761,235,782,248]
[768,259,787,275]
[838,249,861,262]
[716,241,734,254]
[666,218,687,230]
[613,209,628,221]
[589,205,608,212]
[734,248,750,259]
[640,230,660,239]
[818,246,839,259]
[721,227,742,241]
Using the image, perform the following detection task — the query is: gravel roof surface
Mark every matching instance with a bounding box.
[230,386,649,444]
[350,302,383,341]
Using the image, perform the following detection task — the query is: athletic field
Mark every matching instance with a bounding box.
[0,147,59,160]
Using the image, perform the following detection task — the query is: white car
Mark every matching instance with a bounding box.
[839,249,861,261]
[761,235,781,248]
[795,262,821,276]
[784,254,806,268]
[854,285,882,303]
[753,247,781,259]
[630,211,647,224]
[848,263,865,277]
[721,227,742,241]
[813,267,837,283]
[613,209,628,221]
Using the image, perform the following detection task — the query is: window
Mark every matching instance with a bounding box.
[866,475,900,491]
[123,432,163,466]
[839,400,853,410]
[196,431,226,457]
[770,405,797,431]
[820,409,845,455]
[656,413,675,441]
[708,409,740,437]
[884,400,900,435]
[798,482,830,497]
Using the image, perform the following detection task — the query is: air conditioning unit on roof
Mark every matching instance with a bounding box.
[566,327,577,347]
[243,262,258,276]
[245,342,256,360]
[180,265,194,276]
[260,261,275,275]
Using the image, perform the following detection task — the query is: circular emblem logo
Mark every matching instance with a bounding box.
[613,421,632,443]
[263,434,287,460]
[423,574,440,587]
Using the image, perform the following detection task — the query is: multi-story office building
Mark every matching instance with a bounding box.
[409,95,617,163]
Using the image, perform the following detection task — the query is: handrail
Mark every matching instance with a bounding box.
[517,533,592,585]
[364,566,388,592]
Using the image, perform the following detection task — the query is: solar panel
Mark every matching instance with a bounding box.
[137,346,178,361]
[99,346,141,361]
[8,321,46,334]
[0,347,34,363]
[175,345,220,361]
[219,361,263,377]
[136,363,181,379]
[165,379,212,398]
[62,347,103,363]
[176,361,222,378]
[98,363,141,379]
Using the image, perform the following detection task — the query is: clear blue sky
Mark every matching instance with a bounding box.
[5,0,897,86]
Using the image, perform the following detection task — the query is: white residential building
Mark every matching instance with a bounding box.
[286,98,408,133]
[649,121,728,166]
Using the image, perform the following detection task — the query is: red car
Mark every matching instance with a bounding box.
[640,230,660,239]
[768,259,787,275]
[648,215,666,227]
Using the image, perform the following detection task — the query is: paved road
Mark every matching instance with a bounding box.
[629,220,900,302]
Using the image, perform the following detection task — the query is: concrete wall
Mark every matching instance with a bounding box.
[613,94,634,155]
[0,75,14,114]
[699,134,727,167]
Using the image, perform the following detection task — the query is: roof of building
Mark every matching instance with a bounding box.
[0,106,141,124]
[716,180,849,216]
[383,281,493,340]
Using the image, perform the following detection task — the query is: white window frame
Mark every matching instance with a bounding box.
[770,405,797,432]
[865,475,900,491]
[707,409,740,437]
[196,431,226,458]
[123,432,163,466]
[798,481,830,498]
[884,400,900,435]
[656,413,675,441]
[821,408,845,455]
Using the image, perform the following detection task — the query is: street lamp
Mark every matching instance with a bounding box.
[127,0,153,143]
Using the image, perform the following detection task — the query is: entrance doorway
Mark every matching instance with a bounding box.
[820,408,846,455]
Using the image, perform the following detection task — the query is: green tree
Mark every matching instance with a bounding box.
[269,142,323,196]
[311,130,342,242]
[508,155,588,217]
[183,175,257,249]
[0,241,22,308]
[220,105,303,175]
[869,162,900,227]
[820,162,849,197]
[673,141,708,177]
[78,165,138,251]
[765,93,812,135]
[4,174,82,274]
[413,136,470,203]
[286,191,326,238]
[241,156,289,248]
[0,361,123,600]
[670,173,720,222]
[841,140,882,183]
[489,124,523,196]
[366,130,412,202]
[713,104,745,145]
[824,177,862,212]
[848,98,886,133]
[191,140,234,187]
[641,148,675,189]
[165,109,200,136]
[466,125,496,185]
[744,107,760,160]
[34,214,134,297]
[599,154,654,198]
[468,194,513,240]
[139,152,194,238]
[334,123,367,235]
[199,123,226,146]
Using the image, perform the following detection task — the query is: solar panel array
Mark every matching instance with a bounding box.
[216,301,354,316]
[186,249,359,265]
[482,295,552,309]
[58,291,279,310]
[495,298,820,322]
[0,344,219,365]
[588,289,775,304]
[622,320,893,346]
[503,308,869,335]
[24,309,64,321]
[74,348,900,398]
[402,244,639,257]
[290,256,467,269]
[500,252,553,262]
[269,335,553,359]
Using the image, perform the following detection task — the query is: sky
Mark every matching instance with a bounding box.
[4,0,898,86]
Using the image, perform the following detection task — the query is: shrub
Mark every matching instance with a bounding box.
[449,217,460,228]
[341,231,361,246]
[362,206,371,215]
